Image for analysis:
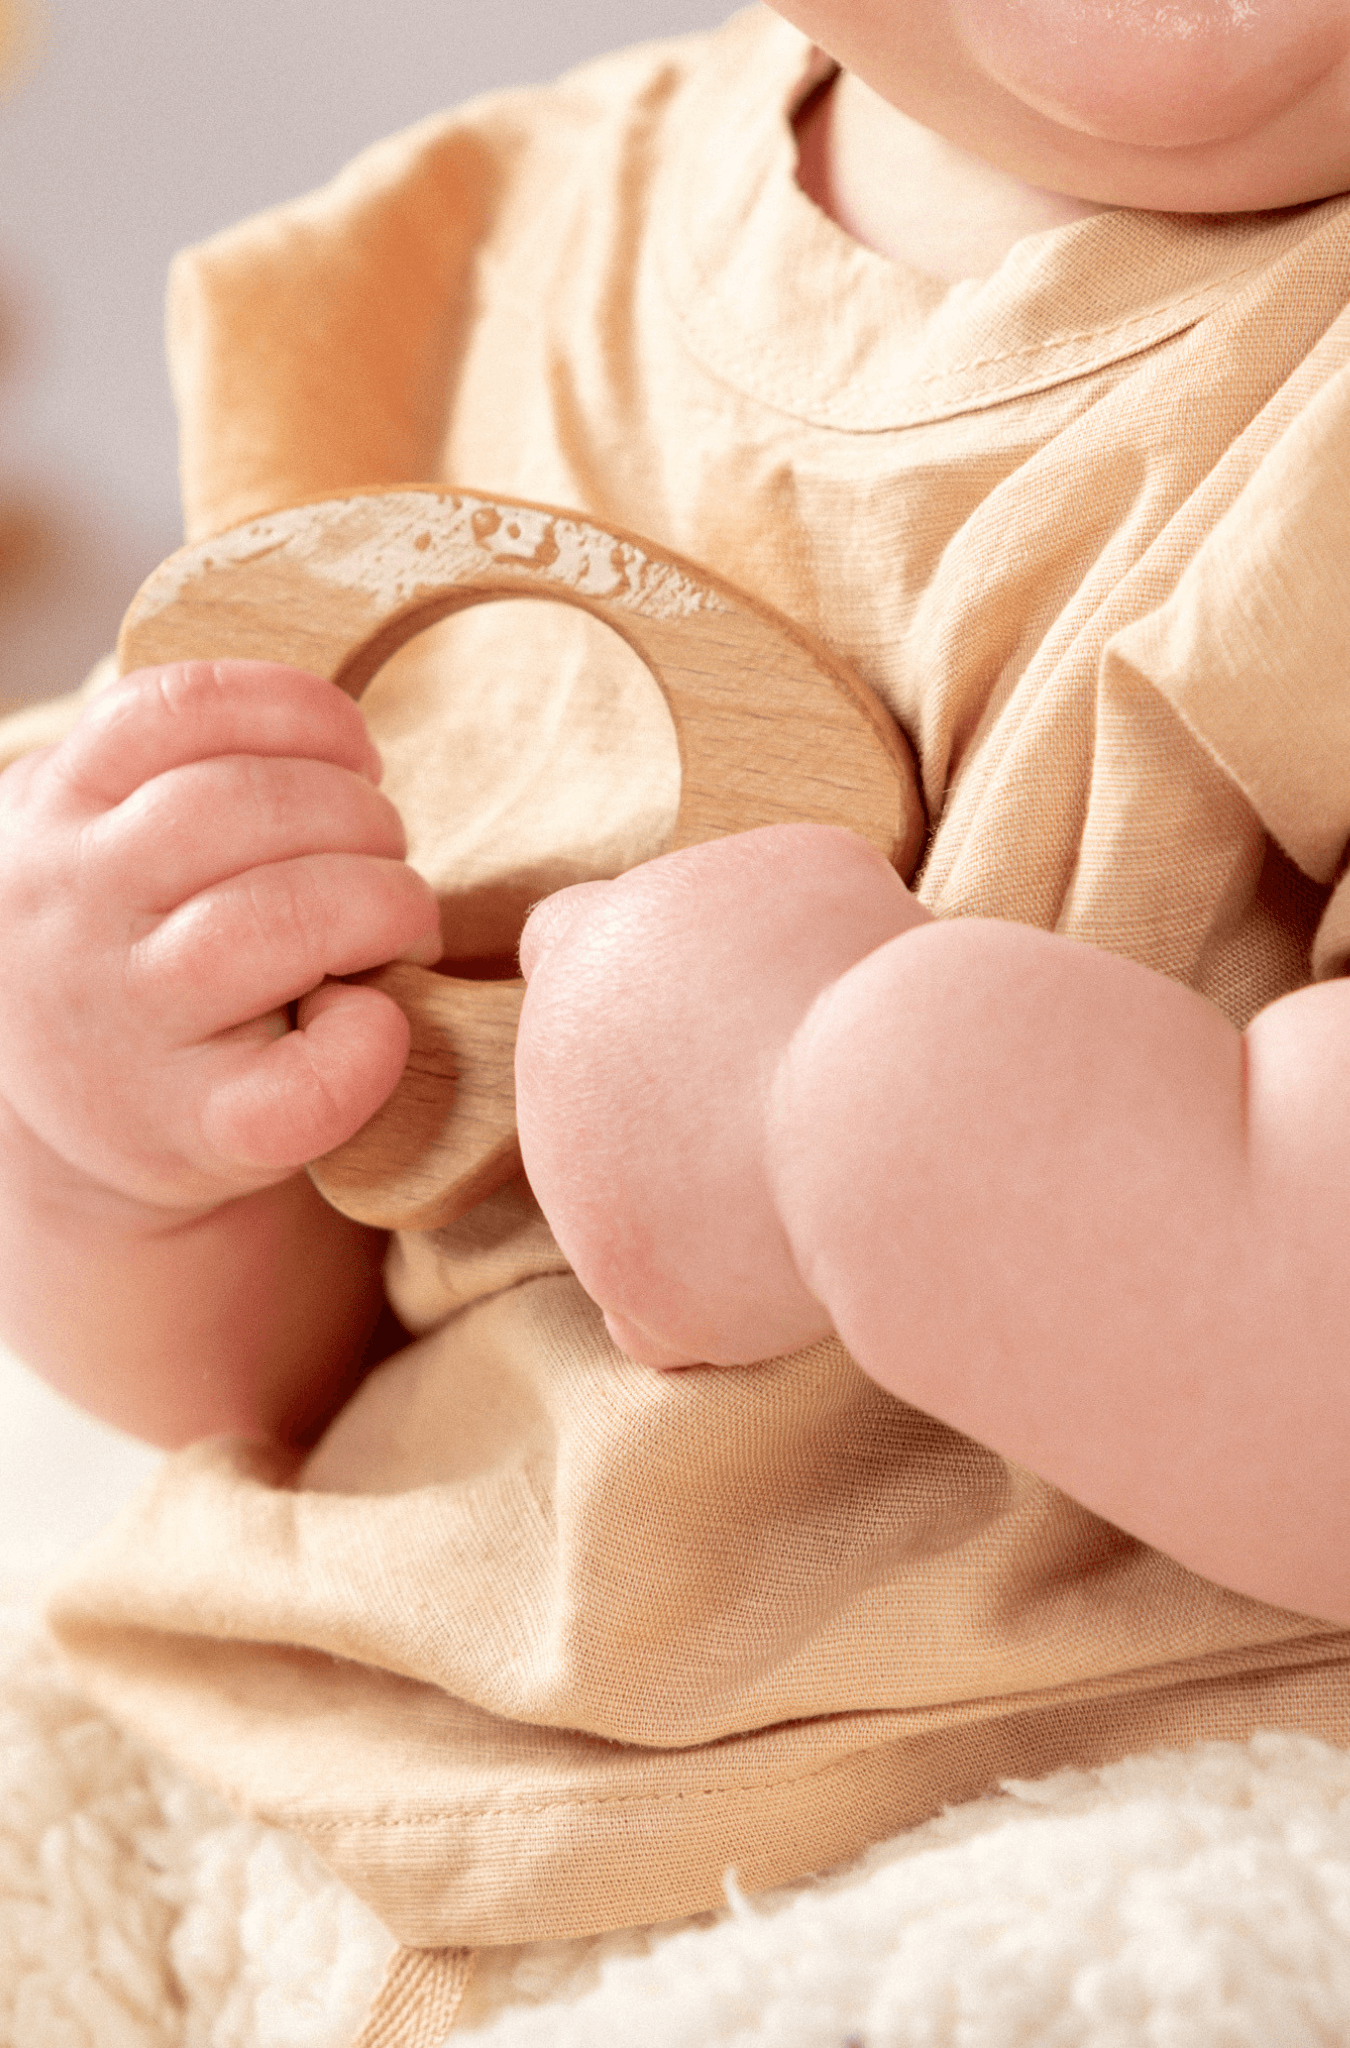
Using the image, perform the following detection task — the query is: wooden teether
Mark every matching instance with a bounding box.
[118,487,926,1230]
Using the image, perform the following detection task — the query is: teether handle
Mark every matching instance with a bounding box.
[118,488,926,1231]
[316,965,525,1226]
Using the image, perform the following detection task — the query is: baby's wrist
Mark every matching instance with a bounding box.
[760,922,923,1343]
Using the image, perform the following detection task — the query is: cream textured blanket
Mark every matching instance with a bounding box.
[5,1581,1349,2048]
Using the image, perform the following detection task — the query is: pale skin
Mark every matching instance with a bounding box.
[0,663,441,1446]
[3,3,1350,1613]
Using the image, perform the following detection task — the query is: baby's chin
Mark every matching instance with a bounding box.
[777,0,1350,214]
[925,0,1350,213]
[950,0,1350,151]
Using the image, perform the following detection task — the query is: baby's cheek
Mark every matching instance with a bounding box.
[949,0,1349,148]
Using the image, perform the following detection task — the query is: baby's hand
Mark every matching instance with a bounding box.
[516,823,929,1367]
[0,660,441,1214]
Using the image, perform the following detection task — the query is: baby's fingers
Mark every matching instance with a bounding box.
[199,981,410,1171]
[45,662,381,815]
[106,753,409,913]
[138,853,441,1038]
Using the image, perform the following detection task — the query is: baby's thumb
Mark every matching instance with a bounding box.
[199,981,410,1173]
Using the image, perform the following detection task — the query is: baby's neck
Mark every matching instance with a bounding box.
[796,70,1109,284]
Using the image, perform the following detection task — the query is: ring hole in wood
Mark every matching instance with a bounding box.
[361,597,682,979]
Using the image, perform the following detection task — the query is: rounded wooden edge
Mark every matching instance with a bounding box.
[118,486,927,879]
[305,965,527,1233]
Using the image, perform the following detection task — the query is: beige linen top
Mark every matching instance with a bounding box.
[26,4,1350,1952]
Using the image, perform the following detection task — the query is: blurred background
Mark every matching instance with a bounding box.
[0,0,731,1580]
[0,0,734,709]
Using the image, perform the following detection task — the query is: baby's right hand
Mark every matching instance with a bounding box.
[0,660,441,1215]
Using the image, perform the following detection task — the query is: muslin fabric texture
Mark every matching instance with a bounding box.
[23,2,1350,1954]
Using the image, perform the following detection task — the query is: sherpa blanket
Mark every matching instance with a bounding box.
[4,1575,1350,2048]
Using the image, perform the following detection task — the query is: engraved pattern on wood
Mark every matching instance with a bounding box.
[118,488,926,1230]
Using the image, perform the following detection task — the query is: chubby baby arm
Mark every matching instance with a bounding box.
[773,921,1350,1622]
[518,824,1350,1624]
[0,660,441,1447]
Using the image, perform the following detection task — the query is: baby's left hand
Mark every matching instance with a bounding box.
[516,823,929,1367]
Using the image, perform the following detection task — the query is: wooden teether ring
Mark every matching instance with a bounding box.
[118,487,926,1230]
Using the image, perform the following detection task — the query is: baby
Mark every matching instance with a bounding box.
[2,0,1350,1645]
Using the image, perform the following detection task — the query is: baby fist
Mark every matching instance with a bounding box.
[515,823,926,1367]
